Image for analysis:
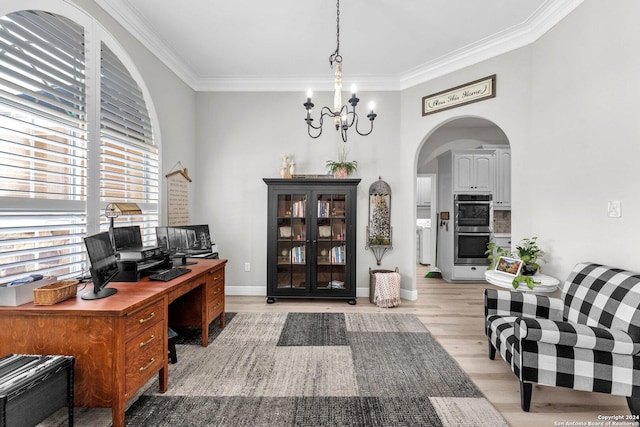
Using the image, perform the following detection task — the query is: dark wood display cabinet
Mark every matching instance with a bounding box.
[263,178,360,304]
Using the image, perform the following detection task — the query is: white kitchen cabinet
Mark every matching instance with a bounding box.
[493,148,511,208]
[417,176,431,206]
[494,234,511,253]
[453,151,495,193]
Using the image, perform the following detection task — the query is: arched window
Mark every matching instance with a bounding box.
[0,10,158,283]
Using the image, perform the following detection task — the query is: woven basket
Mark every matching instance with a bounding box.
[33,280,79,305]
[369,267,399,304]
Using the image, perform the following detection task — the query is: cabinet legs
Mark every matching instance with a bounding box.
[266,297,356,304]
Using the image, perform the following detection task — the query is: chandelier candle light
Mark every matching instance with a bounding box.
[304,0,377,143]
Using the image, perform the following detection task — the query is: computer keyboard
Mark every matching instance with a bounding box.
[149,267,191,282]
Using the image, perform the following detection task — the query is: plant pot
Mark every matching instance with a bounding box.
[521,263,538,276]
[334,167,348,178]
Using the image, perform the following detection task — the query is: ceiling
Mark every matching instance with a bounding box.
[96,0,582,92]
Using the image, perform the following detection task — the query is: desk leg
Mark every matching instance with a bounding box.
[220,312,225,328]
[112,400,125,427]
[201,326,209,347]
[159,364,168,392]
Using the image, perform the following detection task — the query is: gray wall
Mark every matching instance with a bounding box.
[194,91,403,296]
[525,1,640,275]
[403,0,640,283]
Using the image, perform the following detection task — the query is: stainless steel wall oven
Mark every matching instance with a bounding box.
[455,194,492,231]
[455,231,491,265]
[454,194,492,265]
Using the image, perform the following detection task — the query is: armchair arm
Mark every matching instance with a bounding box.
[515,317,640,355]
[484,289,563,321]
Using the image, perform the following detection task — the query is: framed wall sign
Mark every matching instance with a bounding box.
[166,164,192,226]
[422,74,496,116]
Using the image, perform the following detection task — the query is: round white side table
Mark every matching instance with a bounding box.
[485,270,560,293]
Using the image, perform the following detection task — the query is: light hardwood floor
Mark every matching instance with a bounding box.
[225,264,631,427]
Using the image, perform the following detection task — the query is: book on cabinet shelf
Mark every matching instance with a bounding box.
[318,200,331,218]
[292,200,305,217]
[331,245,346,264]
[290,246,306,264]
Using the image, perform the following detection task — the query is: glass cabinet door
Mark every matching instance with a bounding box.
[315,193,347,291]
[276,193,307,289]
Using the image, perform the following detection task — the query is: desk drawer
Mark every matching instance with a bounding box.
[208,280,224,298]
[207,268,224,288]
[125,299,164,342]
[207,294,224,320]
[125,321,164,396]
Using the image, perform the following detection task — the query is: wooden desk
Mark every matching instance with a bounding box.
[0,258,226,427]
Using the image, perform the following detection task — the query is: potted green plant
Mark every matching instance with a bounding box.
[514,236,545,276]
[326,147,357,178]
[484,241,509,270]
[486,237,546,290]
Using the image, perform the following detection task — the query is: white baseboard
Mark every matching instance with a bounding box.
[400,288,418,301]
[225,285,266,296]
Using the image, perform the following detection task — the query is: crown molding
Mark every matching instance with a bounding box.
[96,0,583,93]
[399,0,584,90]
[95,0,200,89]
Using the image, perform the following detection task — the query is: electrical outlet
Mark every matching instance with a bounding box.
[244,262,251,272]
[608,201,621,218]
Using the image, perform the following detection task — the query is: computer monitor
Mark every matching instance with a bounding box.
[83,231,119,300]
[156,225,212,254]
[112,225,143,251]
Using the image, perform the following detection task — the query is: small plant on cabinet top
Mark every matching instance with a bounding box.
[326,147,357,178]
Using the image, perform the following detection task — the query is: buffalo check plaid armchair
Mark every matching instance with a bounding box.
[484,262,640,415]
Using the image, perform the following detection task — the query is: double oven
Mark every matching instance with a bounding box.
[454,194,492,265]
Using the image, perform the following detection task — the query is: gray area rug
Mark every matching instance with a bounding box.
[42,312,509,426]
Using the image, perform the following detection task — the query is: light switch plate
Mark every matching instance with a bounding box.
[608,201,621,218]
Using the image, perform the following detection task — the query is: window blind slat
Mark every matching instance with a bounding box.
[0,75,84,118]
[11,11,84,52]
[0,90,85,128]
[0,121,87,148]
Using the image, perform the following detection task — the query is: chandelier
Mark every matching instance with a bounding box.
[304,0,377,143]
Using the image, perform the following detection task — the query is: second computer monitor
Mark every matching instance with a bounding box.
[156,224,213,256]
[112,225,143,251]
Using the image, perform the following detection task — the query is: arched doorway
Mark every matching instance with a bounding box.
[415,117,511,281]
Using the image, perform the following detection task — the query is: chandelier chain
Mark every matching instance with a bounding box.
[329,0,341,67]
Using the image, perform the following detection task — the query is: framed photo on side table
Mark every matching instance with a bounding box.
[495,256,523,276]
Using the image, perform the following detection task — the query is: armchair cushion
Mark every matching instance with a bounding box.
[563,263,640,341]
[515,317,640,355]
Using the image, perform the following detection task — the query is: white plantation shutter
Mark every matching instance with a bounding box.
[0,10,87,282]
[100,43,158,246]
[0,10,160,283]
